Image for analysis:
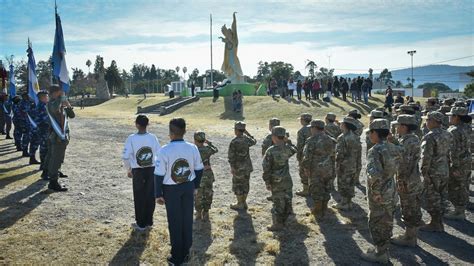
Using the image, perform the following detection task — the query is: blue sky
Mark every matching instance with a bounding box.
[1,0,473,76]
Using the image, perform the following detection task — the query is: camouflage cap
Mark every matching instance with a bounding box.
[326,112,336,121]
[442,98,455,106]
[194,131,206,142]
[310,119,325,129]
[368,110,384,118]
[447,107,468,116]
[342,116,358,127]
[437,105,451,114]
[234,121,246,130]
[369,118,390,130]
[271,126,286,137]
[269,118,280,127]
[298,113,312,122]
[399,105,414,113]
[392,114,417,126]
[348,109,360,116]
[423,111,445,123]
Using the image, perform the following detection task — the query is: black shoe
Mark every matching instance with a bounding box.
[41,170,49,181]
[6,134,12,139]
[59,171,68,178]
[22,151,29,157]
[16,146,22,151]
[48,181,68,192]
[29,156,41,165]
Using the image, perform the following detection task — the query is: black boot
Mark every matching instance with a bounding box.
[41,170,49,180]
[6,134,12,139]
[29,156,40,165]
[48,180,68,192]
[59,171,68,178]
[22,150,29,157]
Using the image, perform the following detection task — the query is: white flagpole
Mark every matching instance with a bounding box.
[210,13,213,88]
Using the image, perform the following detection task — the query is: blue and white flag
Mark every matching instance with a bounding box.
[9,63,15,98]
[469,100,474,114]
[52,8,70,93]
[27,40,39,105]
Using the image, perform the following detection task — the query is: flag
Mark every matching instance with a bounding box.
[469,100,474,114]
[27,40,39,105]
[9,63,15,98]
[52,7,70,93]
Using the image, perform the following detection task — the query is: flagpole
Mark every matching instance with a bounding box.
[210,13,213,88]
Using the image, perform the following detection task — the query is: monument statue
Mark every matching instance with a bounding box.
[220,12,244,84]
[96,68,110,100]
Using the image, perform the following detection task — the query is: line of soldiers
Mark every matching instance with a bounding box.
[0,85,75,191]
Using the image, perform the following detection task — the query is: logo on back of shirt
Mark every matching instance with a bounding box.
[136,146,153,167]
[171,158,191,184]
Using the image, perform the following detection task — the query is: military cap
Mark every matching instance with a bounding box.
[447,107,468,116]
[348,109,360,116]
[391,114,417,126]
[271,126,286,137]
[369,118,390,130]
[298,113,312,122]
[269,118,280,127]
[310,119,325,129]
[437,105,451,114]
[443,98,455,106]
[368,110,384,118]
[194,131,206,142]
[234,121,246,130]
[326,112,336,121]
[342,116,358,127]
[423,111,445,123]
[399,105,414,113]
[453,100,466,107]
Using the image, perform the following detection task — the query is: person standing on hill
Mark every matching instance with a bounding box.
[350,79,358,103]
[341,78,349,102]
[287,78,296,99]
[296,80,302,101]
[296,113,312,197]
[333,76,340,98]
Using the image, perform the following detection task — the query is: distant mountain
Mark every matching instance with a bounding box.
[339,65,473,91]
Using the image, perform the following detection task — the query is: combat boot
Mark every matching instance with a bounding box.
[242,194,249,209]
[311,201,324,220]
[391,227,418,247]
[332,197,350,211]
[444,206,466,221]
[48,180,68,192]
[6,134,12,139]
[361,246,389,264]
[22,150,29,157]
[202,210,209,221]
[420,214,444,232]
[296,185,309,197]
[29,155,40,165]
[230,195,245,210]
[267,216,284,231]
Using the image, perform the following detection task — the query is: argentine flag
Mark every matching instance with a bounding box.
[27,41,39,105]
[9,63,15,98]
[52,9,70,93]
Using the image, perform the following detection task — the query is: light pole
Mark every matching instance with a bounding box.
[407,50,416,97]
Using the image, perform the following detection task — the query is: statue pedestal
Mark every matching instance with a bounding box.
[196,83,256,97]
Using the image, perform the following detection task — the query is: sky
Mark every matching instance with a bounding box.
[0,0,473,77]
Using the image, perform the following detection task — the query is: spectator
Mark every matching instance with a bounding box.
[303,78,311,101]
[341,78,349,102]
[385,86,394,113]
[367,78,373,97]
[232,91,238,111]
[287,78,296,99]
[191,82,195,97]
[395,92,404,104]
[326,79,333,100]
[279,77,287,98]
[333,76,340,97]
[236,90,243,112]
[270,78,277,99]
[356,76,363,101]
[361,78,370,104]
[350,79,358,103]
[319,79,325,100]
[296,80,302,101]
[143,88,147,99]
[312,79,320,100]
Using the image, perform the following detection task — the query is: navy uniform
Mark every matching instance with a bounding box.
[19,93,33,156]
[1,95,13,139]
[11,96,22,150]
[29,91,50,165]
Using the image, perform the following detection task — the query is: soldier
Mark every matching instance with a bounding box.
[295,113,312,197]
[29,91,49,166]
[19,92,33,157]
[445,107,471,220]
[262,126,297,231]
[437,105,451,129]
[347,109,364,136]
[194,131,218,221]
[44,85,75,192]
[390,115,423,247]
[1,94,13,139]
[11,96,22,150]
[361,119,401,264]
[228,121,257,210]
[365,110,384,154]
[324,112,341,139]
[333,117,362,210]
[419,111,452,232]
[261,118,280,156]
[302,119,336,219]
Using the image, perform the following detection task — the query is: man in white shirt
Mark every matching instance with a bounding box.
[154,118,204,265]
[122,115,161,231]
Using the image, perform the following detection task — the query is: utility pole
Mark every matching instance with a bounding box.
[407,50,416,97]
[210,13,213,88]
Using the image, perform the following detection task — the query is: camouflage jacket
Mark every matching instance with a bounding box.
[18,99,33,121]
[448,124,471,170]
[33,102,50,129]
[198,142,218,168]
[228,134,257,174]
[325,122,342,139]
[261,133,273,156]
[367,140,401,205]
[365,129,375,155]
[420,127,452,178]
[262,142,297,191]
[302,133,336,175]
[396,134,422,194]
[354,119,364,136]
[336,131,362,175]
[296,125,311,161]
[47,98,76,137]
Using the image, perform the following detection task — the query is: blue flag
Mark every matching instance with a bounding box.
[52,9,70,93]
[27,40,39,105]
[469,100,474,114]
[9,63,16,98]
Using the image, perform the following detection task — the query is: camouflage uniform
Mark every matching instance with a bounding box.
[365,110,384,154]
[19,97,33,153]
[11,97,22,149]
[194,132,218,214]
[29,98,50,165]
[296,113,312,196]
[262,126,297,229]
[363,119,401,263]
[324,113,341,139]
[438,105,451,130]
[261,118,280,156]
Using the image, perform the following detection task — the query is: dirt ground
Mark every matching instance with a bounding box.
[0,116,473,265]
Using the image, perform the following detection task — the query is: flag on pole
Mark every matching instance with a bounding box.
[9,63,16,98]
[52,4,70,93]
[27,39,39,105]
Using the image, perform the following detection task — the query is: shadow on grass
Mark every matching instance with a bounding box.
[0,164,29,174]
[0,155,23,165]
[0,169,40,189]
[273,217,310,265]
[110,230,150,265]
[219,97,245,121]
[0,149,18,157]
[418,230,474,262]
[191,220,213,264]
[229,212,263,265]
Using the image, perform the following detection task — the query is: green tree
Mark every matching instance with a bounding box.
[93,55,105,80]
[256,61,271,82]
[269,61,294,81]
[378,68,393,85]
[305,60,317,79]
[464,83,474,98]
[86,59,92,74]
[14,60,27,89]
[71,67,87,96]
[105,60,122,95]
[36,57,52,90]
[188,68,199,86]
[417,82,451,92]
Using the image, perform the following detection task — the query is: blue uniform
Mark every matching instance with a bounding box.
[29,102,50,161]
[1,100,13,136]
[12,101,23,148]
[19,99,33,152]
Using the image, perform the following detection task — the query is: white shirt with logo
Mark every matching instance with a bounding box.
[122,133,161,170]
[155,140,204,185]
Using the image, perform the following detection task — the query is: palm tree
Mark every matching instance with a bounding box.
[305,60,317,79]
[86,59,92,74]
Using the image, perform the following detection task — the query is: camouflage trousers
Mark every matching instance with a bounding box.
[299,161,309,186]
[337,171,356,199]
[399,191,423,227]
[18,121,30,151]
[29,126,48,159]
[448,168,471,208]
[423,175,449,216]
[12,120,22,148]
[309,173,332,203]
[195,171,214,211]
[368,201,395,251]
[271,189,292,224]
[232,172,250,196]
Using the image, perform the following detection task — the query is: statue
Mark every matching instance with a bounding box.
[96,68,110,100]
[220,12,244,84]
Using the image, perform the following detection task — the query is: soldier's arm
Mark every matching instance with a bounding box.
[301,142,312,169]
[420,136,433,177]
[261,137,270,156]
[262,151,272,185]
[367,148,384,197]
[65,107,75,119]
[286,140,298,156]
[296,130,304,161]
[207,141,218,154]
[335,137,345,162]
[228,141,236,166]
[245,134,257,146]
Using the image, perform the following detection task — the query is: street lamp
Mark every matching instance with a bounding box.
[407,50,416,97]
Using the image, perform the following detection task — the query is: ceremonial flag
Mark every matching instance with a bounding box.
[9,63,15,98]
[469,100,474,114]
[27,40,39,105]
[52,5,70,93]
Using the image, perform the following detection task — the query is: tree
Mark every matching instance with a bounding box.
[86,59,92,74]
[417,82,451,92]
[269,61,294,81]
[316,67,334,80]
[255,61,271,82]
[175,66,180,79]
[93,55,105,80]
[395,80,403,87]
[305,60,317,79]
[464,83,474,98]
[105,60,122,95]
[378,68,393,85]
[14,60,27,89]
[71,67,87,96]
[36,57,52,90]
[368,68,373,80]
[188,68,199,86]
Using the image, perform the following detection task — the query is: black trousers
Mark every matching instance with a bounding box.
[132,167,156,228]
[163,181,194,264]
[296,88,302,100]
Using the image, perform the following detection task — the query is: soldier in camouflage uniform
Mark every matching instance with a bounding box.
[11,96,23,151]
[19,92,33,157]
[302,119,336,219]
[261,118,280,156]
[361,119,401,264]
[262,126,297,231]
[390,115,423,247]
[437,105,451,129]
[333,117,362,210]
[324,113,341,139]
[29,91,49,167]
[296,113,312,197]
[194,131,218,221]
[445,107,471,220]
[228,121,257,210]
[347,110,364,184]
[419,111,452,232]
[365,110,384,154]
